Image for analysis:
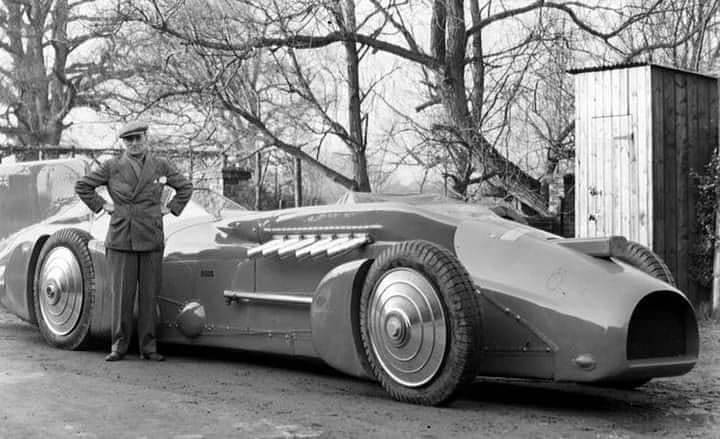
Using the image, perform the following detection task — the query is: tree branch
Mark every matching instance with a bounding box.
[125,6,440,68]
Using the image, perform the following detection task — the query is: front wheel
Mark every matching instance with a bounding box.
[359,240,483,405]
[33,228,96,350]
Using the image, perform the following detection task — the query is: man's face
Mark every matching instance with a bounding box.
[123,132,148,156]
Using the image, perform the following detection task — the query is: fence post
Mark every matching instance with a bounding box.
[294,157,302,207]
[255,151,262,210]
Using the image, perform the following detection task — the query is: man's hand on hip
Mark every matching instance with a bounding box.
[103,203,115,214]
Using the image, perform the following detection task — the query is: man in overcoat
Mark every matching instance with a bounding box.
[75,121,193,361]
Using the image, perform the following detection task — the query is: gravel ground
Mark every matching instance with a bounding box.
[0,307,718,439]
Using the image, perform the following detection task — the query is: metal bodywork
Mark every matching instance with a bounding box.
[0,159,699,388]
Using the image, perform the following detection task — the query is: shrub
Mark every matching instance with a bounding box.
[691,149,720,288]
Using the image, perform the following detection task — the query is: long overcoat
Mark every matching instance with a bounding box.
[75,153,193,251]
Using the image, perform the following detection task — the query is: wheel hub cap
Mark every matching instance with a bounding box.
[384,311,410,346]
[37,247,84,336]
[45,282,60,305]
[368,268,447,387]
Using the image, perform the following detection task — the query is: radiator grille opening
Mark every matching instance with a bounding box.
[627,291,697,360]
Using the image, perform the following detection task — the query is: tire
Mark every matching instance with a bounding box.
[33,228,96,350]
[615,241,676,286]
[359,240,483,405]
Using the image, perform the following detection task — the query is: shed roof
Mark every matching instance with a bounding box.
[567,62,717,80]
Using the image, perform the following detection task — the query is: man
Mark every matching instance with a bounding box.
[75,120,193,361]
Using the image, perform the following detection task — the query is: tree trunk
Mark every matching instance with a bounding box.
[431,0,548,215]
[539,121,575,208]
[341,0,371,192]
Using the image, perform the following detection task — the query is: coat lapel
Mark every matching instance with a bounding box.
[119,154,139,188]
[131,154,157,199]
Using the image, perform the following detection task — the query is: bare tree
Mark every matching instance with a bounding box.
[617,0,720,69]
[515,15,578,206]
[0,0,125,157]
[115,0,397,191]
[119,0,695,212]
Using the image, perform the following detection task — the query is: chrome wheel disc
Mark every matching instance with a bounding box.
[37,247,84,336]
[368,268,447,387]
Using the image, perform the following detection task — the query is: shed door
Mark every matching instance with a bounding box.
[583,114,640,238]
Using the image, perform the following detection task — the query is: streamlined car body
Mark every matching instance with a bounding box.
[0,159,699,405]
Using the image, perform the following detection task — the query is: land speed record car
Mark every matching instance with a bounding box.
[0,159,699,406]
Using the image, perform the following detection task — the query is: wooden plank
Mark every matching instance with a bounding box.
[583,71,593,238]
[686,78,701,303]
[663,69,678,281]
[620,68,632,239]
[651,68,665,257]
[593,70,617,236]
[610,116,619,237]
[617,67,630,116]
[573,74,581,237]
[694,78,710,178]
[675,72,689,293]
[589,114,599,238]
[622,114,633,239]
[635,66,651,246]
[576,72,591,238]
[626,68,638,242]
[610,68,622,237]
[605,68,627,236]
[582,71,607,237]
[619,68,631,238]
[596,112,605,237]
[626,67,637,241]
[611,113,620,237]
[643,66,654,247]
[600,69,613,236]
[602,69,613,116]
[592,73,603,237]
[575,73,586,238]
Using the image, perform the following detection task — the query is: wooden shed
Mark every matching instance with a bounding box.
[571,63,718,305]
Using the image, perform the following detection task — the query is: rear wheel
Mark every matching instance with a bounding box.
[33,228,96,350]
[615,241,675,286]
[359,240,482,405]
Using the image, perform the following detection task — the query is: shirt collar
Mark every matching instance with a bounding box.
[126,151,146,164]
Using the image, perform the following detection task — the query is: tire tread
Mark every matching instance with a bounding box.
[359,240,482,405]
[33,228,96,350]
[616,241,675,286]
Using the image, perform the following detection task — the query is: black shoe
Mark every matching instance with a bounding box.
[105,352,124,362]
[140,352,165,361]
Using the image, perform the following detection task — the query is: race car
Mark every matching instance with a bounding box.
[0,159,698,405]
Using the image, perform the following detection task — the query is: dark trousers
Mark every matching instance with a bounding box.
[106,249,163,355]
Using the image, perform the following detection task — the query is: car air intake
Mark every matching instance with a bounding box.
[627,291,698,360]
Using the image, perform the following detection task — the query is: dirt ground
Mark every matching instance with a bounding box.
[0,307,718,439]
